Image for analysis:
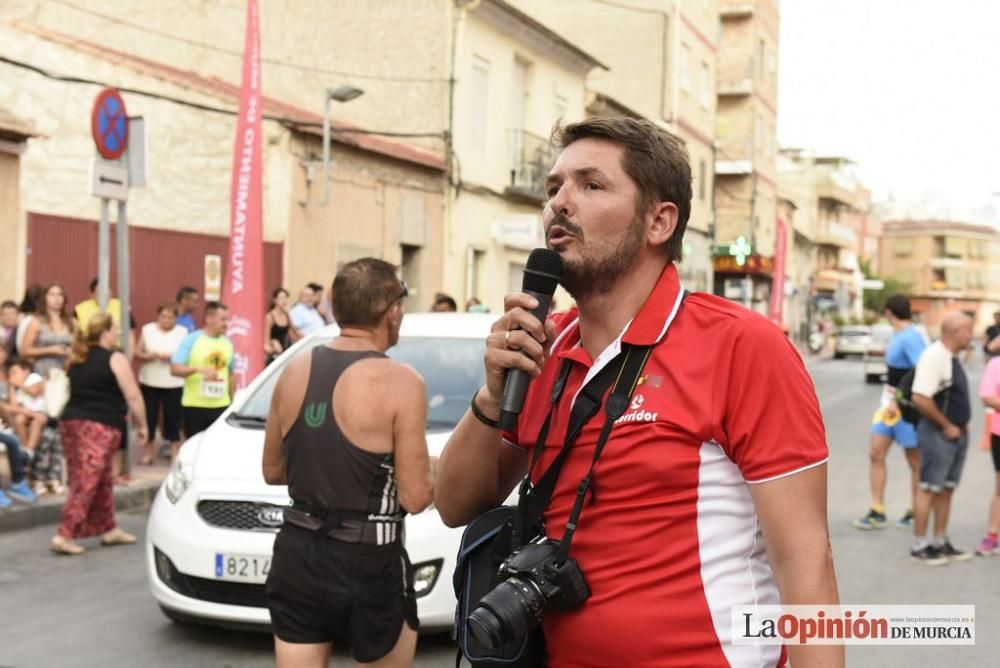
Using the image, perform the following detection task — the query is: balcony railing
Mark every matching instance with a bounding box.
[505,129,554,204]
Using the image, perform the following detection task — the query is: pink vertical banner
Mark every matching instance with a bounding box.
[769,218,787,326]
[223,0,264,389]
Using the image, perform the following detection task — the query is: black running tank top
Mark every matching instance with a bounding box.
[284,347,402,539]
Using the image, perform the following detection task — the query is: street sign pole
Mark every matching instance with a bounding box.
[98,198,110,311]
[91,88,134,476]
[116,198,131,479]
[116,199,130,357]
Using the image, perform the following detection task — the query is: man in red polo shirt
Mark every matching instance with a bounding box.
[435,117,841,667]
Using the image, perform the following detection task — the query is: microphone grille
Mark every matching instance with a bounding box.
[522,248,563,295]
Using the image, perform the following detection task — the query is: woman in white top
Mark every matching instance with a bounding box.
[135,301,188,464]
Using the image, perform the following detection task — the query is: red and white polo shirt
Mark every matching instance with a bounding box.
[501,263,828,667]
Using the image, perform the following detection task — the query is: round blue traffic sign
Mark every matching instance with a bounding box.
[91,88,129,160]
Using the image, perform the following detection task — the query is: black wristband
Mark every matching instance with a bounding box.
[470,392,500,429]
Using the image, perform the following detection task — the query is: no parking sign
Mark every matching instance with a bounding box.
[91,88,129,160]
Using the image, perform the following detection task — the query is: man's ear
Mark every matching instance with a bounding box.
[647,201,679,250]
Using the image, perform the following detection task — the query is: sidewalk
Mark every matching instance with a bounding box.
[0,450,169,534]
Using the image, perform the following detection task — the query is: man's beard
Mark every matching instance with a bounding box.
[557,215,646,301]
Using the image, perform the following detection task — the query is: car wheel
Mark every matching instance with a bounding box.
[865,374,879,384]
[833,352,844,359]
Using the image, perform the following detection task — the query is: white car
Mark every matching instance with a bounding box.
[862,324,894,383]
[833,325,871,359]
[146,313,495,633]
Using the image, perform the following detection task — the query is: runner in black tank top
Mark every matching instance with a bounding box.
[284,347,404,544]
[262,257,432,667]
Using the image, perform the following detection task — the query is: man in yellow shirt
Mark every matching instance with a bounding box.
[170,302,235,437]
[75,278,136,352]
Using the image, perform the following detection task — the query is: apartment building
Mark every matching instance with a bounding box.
[713,0,780,314]
[508,0,719,294]
[447,0,603,309]
[880,220,1000,333]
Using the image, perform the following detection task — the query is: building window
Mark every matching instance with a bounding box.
[699,61,711,109]
[401,244,422,304]
[470,56,490,153]
[893,238,913,256]
[699,159,706,201]
[554,93,567,122]
[510,57,530,132]
[680,44,691,92]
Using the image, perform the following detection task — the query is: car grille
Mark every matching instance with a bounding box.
[197,500,286,531]
[181,574,268,608]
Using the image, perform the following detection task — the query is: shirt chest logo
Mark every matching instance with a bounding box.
[616,392,659,424]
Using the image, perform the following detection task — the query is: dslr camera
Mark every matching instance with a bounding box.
[466,536,590,650]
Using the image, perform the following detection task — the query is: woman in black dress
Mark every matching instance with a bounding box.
[264,288,301,364]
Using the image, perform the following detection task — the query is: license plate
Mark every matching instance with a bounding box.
[214,553,271,583]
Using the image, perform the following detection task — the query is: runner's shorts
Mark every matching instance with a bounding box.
[917,421,969,493]
[265,523,419,662]
[870,408,918,448]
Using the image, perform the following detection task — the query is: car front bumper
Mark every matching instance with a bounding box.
[145,481,460,632]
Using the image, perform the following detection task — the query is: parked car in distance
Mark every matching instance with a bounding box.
[834,325,872,359]
[863,325,894,383]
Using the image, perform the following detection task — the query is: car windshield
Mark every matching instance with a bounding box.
[840,328,870,337]
[234,336,487,431]
[869,327,894,345]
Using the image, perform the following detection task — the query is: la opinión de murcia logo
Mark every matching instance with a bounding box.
[732,605,975,646]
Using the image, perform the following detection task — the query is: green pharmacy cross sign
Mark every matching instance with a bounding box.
[729,236,752,266]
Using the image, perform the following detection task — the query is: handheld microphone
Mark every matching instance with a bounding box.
[499,248,563,431]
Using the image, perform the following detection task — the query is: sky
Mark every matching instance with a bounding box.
[778,0,1000,222]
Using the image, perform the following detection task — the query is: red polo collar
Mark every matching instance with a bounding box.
[553,263,684,369]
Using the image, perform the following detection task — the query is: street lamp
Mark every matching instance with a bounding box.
[318,85,364,206]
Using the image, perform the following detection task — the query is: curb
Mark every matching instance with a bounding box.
[0,479,162,534]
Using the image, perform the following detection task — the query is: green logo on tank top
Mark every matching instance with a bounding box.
[304,402,327,428]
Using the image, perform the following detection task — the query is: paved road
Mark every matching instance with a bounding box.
[1,356,998,666]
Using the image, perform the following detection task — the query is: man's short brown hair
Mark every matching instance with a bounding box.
[551,117,693,263]
[332,258,404,327]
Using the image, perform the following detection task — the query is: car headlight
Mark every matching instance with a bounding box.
[164,457,194,504]
[411,559,443,598]
[164,438,201,504]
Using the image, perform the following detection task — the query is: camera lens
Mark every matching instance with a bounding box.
[467,577,546,650]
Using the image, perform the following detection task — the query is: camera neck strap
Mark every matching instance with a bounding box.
[555,343,651,563]
[511,289,688,553]
[511,342,652,550]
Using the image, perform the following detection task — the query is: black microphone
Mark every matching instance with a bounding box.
[499,248,563,431]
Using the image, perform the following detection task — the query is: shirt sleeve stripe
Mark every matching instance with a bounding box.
[744,457,828,485]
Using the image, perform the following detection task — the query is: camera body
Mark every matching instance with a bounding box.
[500,537,590,611]
[466,536,590,651]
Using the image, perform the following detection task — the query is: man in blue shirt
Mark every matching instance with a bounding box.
[175,286,200,333]
[290,283,327,336]
[855,294,928,530]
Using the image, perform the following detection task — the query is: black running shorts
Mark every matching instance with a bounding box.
[182,406,226,438]
[992,434,1000,472]
[265,524,419,662]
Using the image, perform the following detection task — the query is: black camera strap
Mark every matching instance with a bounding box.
[512,356,618,548]
[511,343,652,551]
[510,289,688,555]
[555,343,652,564]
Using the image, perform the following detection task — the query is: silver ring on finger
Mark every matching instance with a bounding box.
[504,330,512,348]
